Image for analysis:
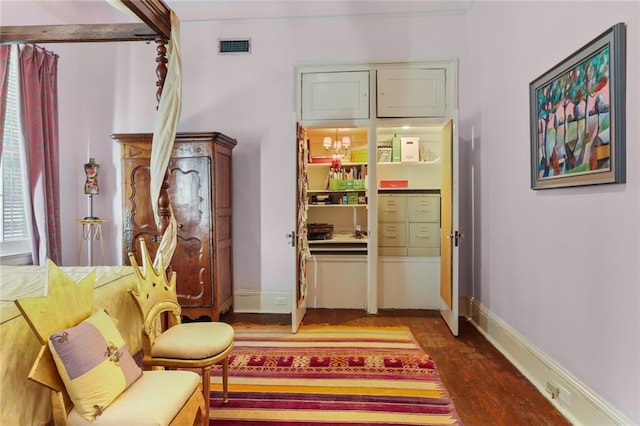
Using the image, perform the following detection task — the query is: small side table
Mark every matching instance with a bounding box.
[77,218,106,266]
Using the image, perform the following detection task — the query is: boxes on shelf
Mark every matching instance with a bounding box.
[347,193,359,204]
[379,180,409,188]
[311,156,333,164]
[308,223,334,240]
[350,148,368,163]
[310,194,332,205]
[329,179,353,190]
[400,137,420,162]
[377,146,392,163]
[329,176,366,191]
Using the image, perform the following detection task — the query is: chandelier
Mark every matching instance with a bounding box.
[323,134,351,161]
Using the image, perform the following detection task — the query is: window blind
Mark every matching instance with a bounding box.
[1,46,30,252]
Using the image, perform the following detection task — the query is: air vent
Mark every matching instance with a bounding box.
[218,38,251,54]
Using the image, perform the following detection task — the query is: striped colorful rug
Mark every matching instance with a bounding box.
[208,325,464,425]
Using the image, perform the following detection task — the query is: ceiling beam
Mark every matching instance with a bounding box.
[122,0,171,39]
[0,0,171,44]
[0,23,158,44]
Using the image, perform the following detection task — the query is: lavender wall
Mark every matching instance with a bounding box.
[462,2,639,421]
[16,1,639,422]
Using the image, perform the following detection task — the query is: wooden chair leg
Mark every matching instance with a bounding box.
[222,356,229,404]
[202,366,211,422]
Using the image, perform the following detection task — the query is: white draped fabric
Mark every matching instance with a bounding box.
[109,1,182,267]
[149,11,182,269]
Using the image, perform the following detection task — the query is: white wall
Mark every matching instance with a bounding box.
[35,1,639,423]
[462,1,639,423]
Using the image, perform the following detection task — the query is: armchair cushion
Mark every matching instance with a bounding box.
[152,321,234,359]
[48,309,142,421]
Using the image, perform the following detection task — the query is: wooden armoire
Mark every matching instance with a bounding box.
[112,132,237,321]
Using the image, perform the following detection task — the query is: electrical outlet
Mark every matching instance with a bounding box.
[275,297,287,306]
[558,385,571,406]
[546,380,560,399]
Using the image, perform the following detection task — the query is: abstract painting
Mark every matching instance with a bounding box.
[530,23,626,189]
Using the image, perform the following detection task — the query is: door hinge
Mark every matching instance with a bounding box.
[286,230,296,247]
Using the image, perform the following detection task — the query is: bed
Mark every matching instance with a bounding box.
[0,265,143,424]
[0,1,178,424]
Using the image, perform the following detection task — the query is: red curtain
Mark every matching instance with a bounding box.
[18,45,61,265]
[0,45,10,159]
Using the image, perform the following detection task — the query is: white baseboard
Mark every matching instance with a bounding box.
[468,297,634,426]
[234,290,291,314]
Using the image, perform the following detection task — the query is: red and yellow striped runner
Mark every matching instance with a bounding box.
[208,325,463,425]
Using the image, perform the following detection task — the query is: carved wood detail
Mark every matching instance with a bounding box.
[155,37,168,106]
[157,169,171,235]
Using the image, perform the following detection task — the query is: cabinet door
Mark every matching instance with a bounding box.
[124,156,213,310]
[302,71,369,120]
[169,156,213,308]
[377,68,446,117]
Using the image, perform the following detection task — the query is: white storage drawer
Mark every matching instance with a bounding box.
[408,223,440,248]
[301,71,370,120]
[378,195,406,222]
[379,223,406,247]
[408,195,440,222]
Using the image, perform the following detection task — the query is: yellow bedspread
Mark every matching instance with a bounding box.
[0,265,143,425]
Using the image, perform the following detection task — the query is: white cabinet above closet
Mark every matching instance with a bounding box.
[377,68,446,117]
[301,71,370,120]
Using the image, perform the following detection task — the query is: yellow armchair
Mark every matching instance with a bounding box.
[128,238,234,422]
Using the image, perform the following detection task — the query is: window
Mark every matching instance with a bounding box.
[0,45,31,261]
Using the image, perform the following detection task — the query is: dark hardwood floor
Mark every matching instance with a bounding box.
[221,308,571,426]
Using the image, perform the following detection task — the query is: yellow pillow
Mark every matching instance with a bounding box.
[48,309,142,421]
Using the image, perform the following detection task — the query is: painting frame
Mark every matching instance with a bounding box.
[529,23,626,190]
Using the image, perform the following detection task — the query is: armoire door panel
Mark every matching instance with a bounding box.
[216,246,233,312]
[168,157,212,237]
[174,236,212,307]
[126,163,155,229]
[215,149,232,209]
